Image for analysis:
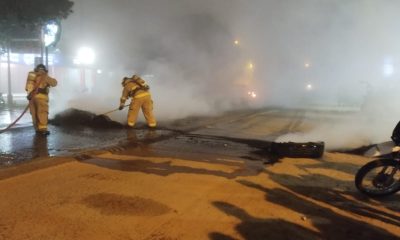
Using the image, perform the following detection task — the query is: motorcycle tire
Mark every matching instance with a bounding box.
[355,159,400,197]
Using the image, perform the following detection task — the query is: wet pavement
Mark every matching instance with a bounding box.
[0,106,273,169]
[0,106,177,167]
[1,106,365,169]
[0,123,176,167]
[0,106,31,129]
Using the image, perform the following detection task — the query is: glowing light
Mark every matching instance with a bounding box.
[248,91,257,98]
[234,40,240,45]
[97,69,102,74]
[74,47,95,65]
[383,63,394,77]
[44,22,60,47]
[304,62,311,68]
[306,84,313,90]
[0,53,19,63]
[0,63,16,68]
[248,62,254,70]
[43,20,61,47]
[23,54,35,65]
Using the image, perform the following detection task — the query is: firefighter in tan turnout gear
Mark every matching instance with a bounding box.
[25,64,57,135]
[119,74,156,128]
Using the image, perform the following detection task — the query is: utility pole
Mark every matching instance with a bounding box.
[7,45,12,106]
[40,27,44,65]
[0,52,2,94]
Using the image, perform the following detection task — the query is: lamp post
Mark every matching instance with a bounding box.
[6,44,12,106]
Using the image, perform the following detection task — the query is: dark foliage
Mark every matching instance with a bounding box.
[0,0,74,52]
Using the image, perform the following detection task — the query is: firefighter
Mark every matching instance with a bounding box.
[119,74,156,128]
[25,64,58,135]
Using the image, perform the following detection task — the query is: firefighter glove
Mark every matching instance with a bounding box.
[119,105,124,110]
[27,93,33,100]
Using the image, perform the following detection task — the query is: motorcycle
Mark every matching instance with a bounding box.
[355,150,400,197]
[355,121,400,197]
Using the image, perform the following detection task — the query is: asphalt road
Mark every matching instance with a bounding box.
[0,106,178,167]
[0,106,367,168]
[1,106,399,240]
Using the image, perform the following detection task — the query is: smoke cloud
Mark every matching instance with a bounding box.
[50,0,400,148]
[53,0,249,121]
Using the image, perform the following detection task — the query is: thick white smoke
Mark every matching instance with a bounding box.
[52,0,250,122]
[50,0,400,148]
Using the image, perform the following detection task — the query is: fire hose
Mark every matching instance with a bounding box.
[1,74,129,134]
[0,104,30,134]
[0,103,131,133]
[0,79,43,134]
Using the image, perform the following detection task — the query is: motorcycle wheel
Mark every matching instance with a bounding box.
[355,159,400,197]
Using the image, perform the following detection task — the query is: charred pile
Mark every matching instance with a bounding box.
[270,141,324,158]
[50,108,124,128]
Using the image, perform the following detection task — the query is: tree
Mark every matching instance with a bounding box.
[0,0,74,53]
[0,0,73,105]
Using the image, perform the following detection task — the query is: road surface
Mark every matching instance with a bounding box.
[0,107,399,240]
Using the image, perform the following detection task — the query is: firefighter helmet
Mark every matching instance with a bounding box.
[121,77,131,86]
[34,64,48,73]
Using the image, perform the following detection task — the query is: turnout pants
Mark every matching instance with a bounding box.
[29,94,49,131]
[128,95,156,127]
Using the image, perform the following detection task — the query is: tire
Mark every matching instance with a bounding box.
[355,159,400,197]
[270,142,324,158]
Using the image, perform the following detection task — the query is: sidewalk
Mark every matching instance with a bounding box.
[0,108,399,240]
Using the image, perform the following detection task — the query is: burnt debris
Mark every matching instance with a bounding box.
[50,108,124,128]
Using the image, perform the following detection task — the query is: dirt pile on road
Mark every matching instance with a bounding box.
[50,108,124,128]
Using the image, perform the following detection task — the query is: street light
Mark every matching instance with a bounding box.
[44,21,61,47]
[74,47,96,92]
[383,63,394,77]
[248,91,257,98]
[248,62,254,70]
[74,47,95,65]
[43,20,61,67]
